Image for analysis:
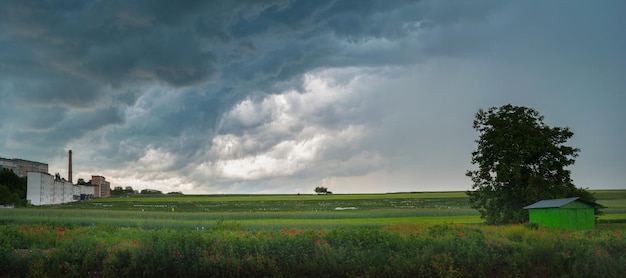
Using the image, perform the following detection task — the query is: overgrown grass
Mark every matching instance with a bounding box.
[2,191,625,276]
[1,222,624,277]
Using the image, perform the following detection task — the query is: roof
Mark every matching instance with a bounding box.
[523,197,601,210]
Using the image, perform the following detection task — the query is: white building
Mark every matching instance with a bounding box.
[27,172,96,206]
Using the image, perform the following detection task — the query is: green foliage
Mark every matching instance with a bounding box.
[0,184,21,206]
[0,169,27,207]
[111,186,136,195]
[467,104,595,224]
[314,186,328,194]
[1,223,624,277]
[212,219,241,231]
[140,189,163,194]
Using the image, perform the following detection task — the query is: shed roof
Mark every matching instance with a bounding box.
[523,197,601,210]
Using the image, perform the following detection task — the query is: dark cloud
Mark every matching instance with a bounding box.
[0,0,624,193]
[14,75,103,108]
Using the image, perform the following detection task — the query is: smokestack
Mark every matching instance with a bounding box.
[68,150,73,184]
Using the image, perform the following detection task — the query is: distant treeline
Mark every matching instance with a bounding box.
[111,186,182,195]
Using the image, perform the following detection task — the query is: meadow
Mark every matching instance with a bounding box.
[1,192,480,230]
[1,190,625,277]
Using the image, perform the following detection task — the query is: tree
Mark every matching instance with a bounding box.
[0,169,27,206]
[314,186,328,195]
[111,186,124,196]
[141,189,163,194]
[466,104,595,224]
[0,184,20,206]
[77,178,88,185]
[124,186,135,194]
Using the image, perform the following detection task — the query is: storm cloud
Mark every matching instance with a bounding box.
[1,0,624,193]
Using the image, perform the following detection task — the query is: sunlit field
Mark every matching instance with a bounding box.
[1,190,624,277]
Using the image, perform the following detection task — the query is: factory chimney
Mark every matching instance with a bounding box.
[68,150,73,184]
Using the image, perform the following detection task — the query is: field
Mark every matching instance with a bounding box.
[2,190,624,229]
[1,190,625,277]
[2,192,481,230]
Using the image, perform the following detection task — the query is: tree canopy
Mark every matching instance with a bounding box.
[466,104,595,224]
[315,186,329,195]
[0,169,27,206]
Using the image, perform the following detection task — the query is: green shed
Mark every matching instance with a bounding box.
[523,197,599,230]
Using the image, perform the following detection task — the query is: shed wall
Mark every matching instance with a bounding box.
[528,204,594,230]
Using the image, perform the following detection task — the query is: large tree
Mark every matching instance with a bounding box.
[466,104,595,224]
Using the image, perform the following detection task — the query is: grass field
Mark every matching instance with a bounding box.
[1,192,478,229]
[1,190,625,277]
[1,190,624,229]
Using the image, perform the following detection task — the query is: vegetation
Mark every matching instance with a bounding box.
[0,192,479,229]
[111,186,138,196]
[314,186,331,194]
[140,189,164,195]
[76,178,88,185]
[467,104,595,224]
[0,222,624,277]
[0,169,27,207]
[1,191,624,276]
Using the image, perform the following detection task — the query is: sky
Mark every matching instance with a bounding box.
[1,0,625,194]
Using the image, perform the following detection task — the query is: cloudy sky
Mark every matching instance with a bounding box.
[1,0,624,194]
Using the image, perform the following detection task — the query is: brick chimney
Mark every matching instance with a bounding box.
[68,150,73,183]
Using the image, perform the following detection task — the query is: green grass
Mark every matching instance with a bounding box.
[3,190,624,229]
[0,207,481,230]
[591,189,626,200]
[49,192,471,213]
[1,222,624,277]
[2,190,625,277]
[96,191,469,202]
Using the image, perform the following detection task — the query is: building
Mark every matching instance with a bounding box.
[0,157,48,177]
[523,197,601,230]
[26,172,95,206]
[91,175,111,198]
[21,150,116,206]
[26,173,114,206]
